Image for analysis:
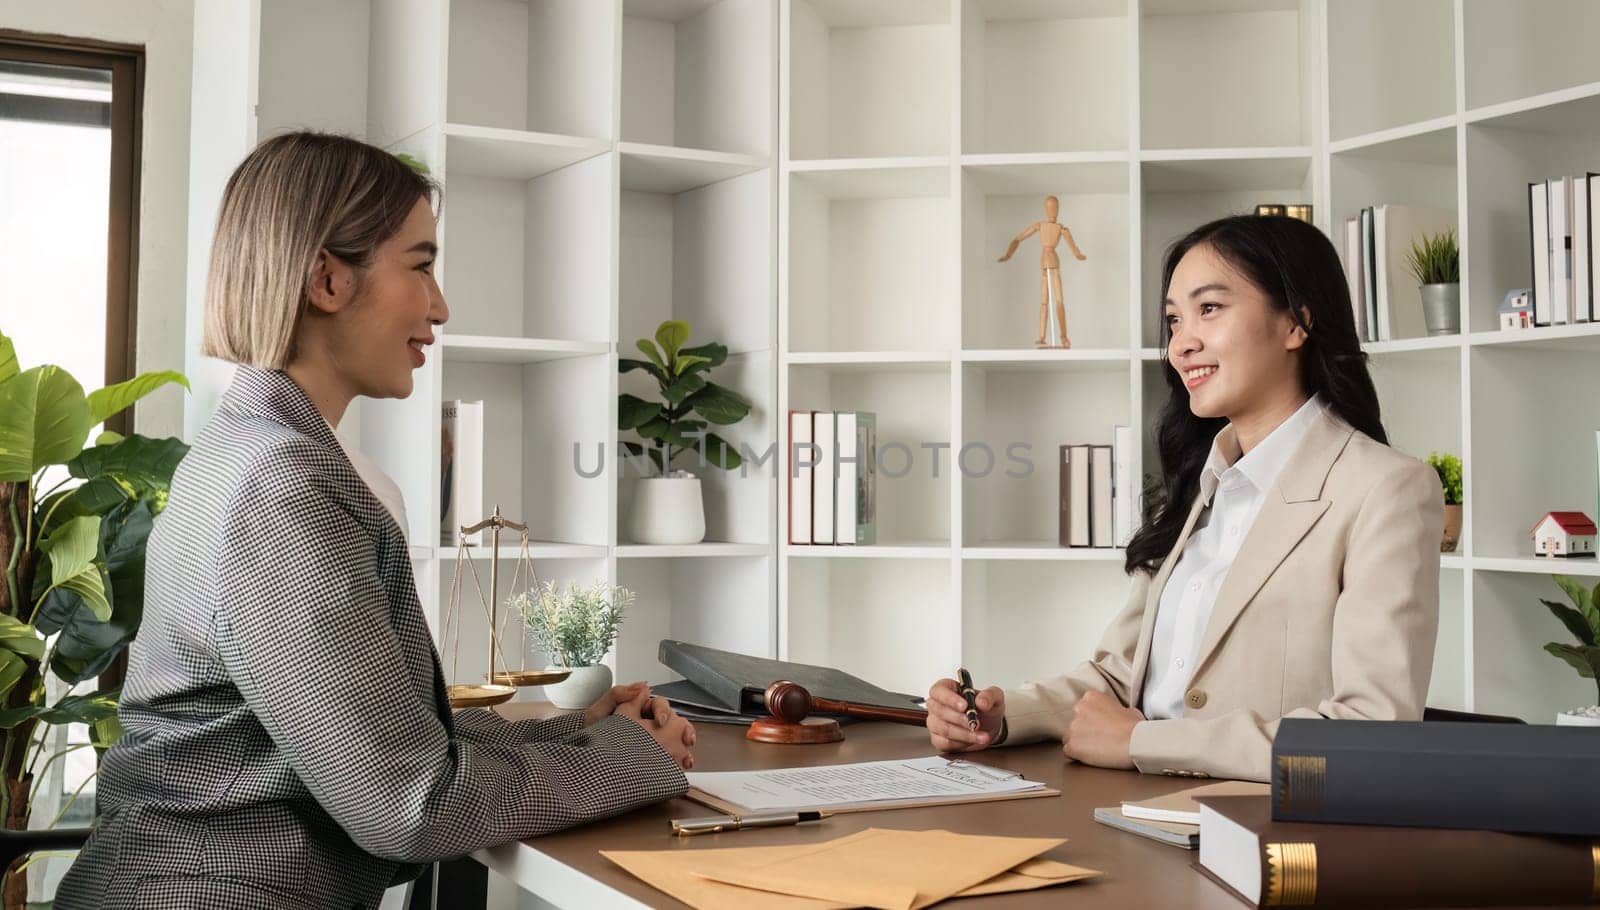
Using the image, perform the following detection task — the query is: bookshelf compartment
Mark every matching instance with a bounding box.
[1139,1,1310,150]
[788,0,953,160]
[257,0,371,140]
[1367,346,1463,474]
[787,167,955,353]
[446,0,614,138]
[960,361,1133,550]
[1329,127,1458,237]
[959,560,1128,691]
[618,351,775,545]
[1139,156,1315,347]
[1427,566,1467,713]
[621,0,773,156]
[1463,95,1600,333]
[615,556,774,686]
[958,0,1127,155]
[787,363,953,549]
[441,356,612,549]
[1468,344,1600,563]
[786,557,954,697]
[1463,0,1600,112]
[440,153,612,342]
[1326,0,1454,142]
[1471,570,1596,722]
[960,162,1131,351]
[434,555,610,704]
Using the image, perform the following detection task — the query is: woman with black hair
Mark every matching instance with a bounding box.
[925,214,1443,782]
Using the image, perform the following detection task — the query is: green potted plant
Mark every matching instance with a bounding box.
[513,580,633,709]
[618,319,751,545]
[1539,575,1600,725]
[0,329,187,901]
[1405,228,1460,336]
[1426,451,1462,552]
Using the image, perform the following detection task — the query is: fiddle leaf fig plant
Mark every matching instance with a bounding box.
[0,328,188,830]
[618,320,751,475]
[1541,575,1600,704]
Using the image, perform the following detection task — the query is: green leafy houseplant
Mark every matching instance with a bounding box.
[1426,452,1462,506]
[1405,229,1460,286]
[1540,575,1600,706]
[617,320,751,476]
[0,328,187,842]
[513,580,633,668]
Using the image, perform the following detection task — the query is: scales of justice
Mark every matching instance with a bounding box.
[441,506,571,709]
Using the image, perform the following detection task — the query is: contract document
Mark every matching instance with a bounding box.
[686,756,1052,814]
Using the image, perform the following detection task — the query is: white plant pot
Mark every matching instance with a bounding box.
[628,476,706,545]
[545,664,614,710]
[1555,708,1600,726]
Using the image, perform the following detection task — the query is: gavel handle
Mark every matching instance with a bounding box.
[808,696,927,726]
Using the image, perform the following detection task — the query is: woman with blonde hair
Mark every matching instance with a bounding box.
[57,132,695,910]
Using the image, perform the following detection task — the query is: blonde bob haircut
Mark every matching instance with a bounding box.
[201,131,439,368]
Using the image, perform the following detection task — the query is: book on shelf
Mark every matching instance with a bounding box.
[1271,717,1598,836]
[1549,177,1571,325]
[1058,444,1091,547]
[1059,430,1132,549]
[440,400,483,546]
[1089,445,1113,548]
[845,412,877,545]
[811,411,836,545]
[1197,794,1599,909]
[1360,206,1378,340]
[1340,216,1368,343]
[1112,425,1134,547]
[787,409,813,545]
[1531,180,1553,326]
[1574,173,1593,323]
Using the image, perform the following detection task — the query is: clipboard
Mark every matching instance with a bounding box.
[686,757,1060,816]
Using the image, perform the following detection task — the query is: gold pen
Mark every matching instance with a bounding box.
[670,810,830,837]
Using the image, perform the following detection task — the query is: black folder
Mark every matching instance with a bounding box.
[657,640,926,716]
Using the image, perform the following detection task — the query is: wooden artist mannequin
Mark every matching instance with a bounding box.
[998,194,1087,348]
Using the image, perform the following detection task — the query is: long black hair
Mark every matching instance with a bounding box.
[1123,215,1386,575]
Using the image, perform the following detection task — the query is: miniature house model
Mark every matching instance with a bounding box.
[1499,289,1533,330]
[1531,511,1598,557]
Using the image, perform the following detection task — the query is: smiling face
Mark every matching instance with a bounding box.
[312,196,449,400]
[1164,242,1307,426]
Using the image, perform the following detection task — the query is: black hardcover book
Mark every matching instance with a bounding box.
[1272,718,1600,835]
[657,640,925,716]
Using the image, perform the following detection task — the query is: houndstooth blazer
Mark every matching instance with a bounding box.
[55,367,688,910]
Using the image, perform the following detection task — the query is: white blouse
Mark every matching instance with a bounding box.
[1140,395,1325,720]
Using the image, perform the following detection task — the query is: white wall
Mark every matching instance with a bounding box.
[0,0,195,440]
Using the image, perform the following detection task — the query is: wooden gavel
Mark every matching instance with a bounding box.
[745,680,928,743]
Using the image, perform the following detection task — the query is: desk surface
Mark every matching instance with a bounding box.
[480,705,1244,909]
[478,706,1570,910]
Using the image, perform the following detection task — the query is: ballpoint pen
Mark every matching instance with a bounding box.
[956,667,981,731]
[670,810,831,837]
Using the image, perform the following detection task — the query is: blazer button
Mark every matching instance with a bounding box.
[1185,689,1207,710]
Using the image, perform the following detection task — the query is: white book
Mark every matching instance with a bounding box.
[787,410,813,545]
[834,412,858,546]
[440,400,484,546]
[1549,178,1570,324]
[1113,425,1134,547]
[1361,207,1378,338]
[1531,181,1552,326]
[811,411,836,545]
[1378,204,1456,340]
[1343,217,1368,342]
[1373,206,1393,341]
[1090,445,1114,548]
[1068,444,1091,548]
[1574,175,1591,322]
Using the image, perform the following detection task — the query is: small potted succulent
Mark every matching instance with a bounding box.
[1405,229,1460,336]
[514,580,633,709]
[1539,575,1600,725]
[618,319,750,545]
[1426,452,1462,552]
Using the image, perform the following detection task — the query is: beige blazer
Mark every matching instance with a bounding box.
[1001,408,1444,782]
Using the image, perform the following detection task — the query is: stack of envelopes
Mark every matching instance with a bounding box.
[604,827,1100,910]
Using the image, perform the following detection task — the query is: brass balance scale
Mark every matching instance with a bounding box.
[441,506,571,709]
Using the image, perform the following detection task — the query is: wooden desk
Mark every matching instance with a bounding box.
[474,704,1244,909]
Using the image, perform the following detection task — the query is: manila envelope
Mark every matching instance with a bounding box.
[691,828,1090,910]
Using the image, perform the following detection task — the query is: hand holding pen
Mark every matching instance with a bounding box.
[924,669,1006,753]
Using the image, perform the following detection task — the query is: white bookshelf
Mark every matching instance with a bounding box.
[188,0,1600,722]
[776,0,1600,718]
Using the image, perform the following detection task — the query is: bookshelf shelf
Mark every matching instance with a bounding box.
[435,543,611,562]
[196,0,1600,727]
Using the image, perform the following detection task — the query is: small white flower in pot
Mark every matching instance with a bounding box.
[1540,575,1600,725]
[514,580,634,709]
